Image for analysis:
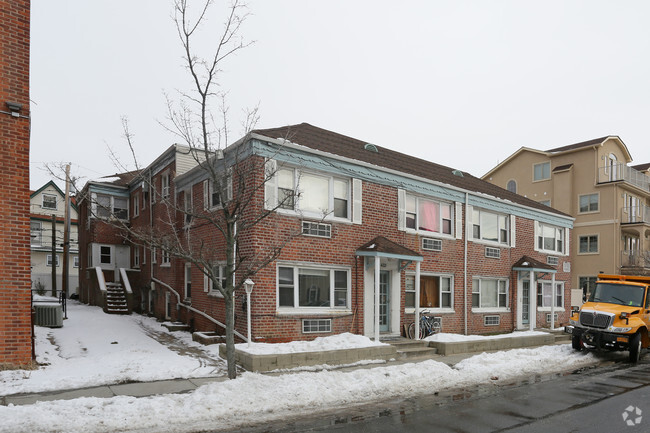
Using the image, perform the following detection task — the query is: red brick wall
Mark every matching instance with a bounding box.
[0,0,32,365]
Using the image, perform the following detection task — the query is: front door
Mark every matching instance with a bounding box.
[379,271,390,332]
[522,280,530,326]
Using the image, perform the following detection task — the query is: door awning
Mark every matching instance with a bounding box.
[355,236,423,262]
[512,255,557,273]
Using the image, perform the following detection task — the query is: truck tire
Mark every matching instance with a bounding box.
[629,333,642,363]
[571,335,583,351]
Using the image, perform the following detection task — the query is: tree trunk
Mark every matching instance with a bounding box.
[224,291,237,379]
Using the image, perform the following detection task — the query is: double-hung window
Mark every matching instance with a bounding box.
[472,209,509,244]
[203,172,232,209]
[536,222,564,254]
[47,254,60,267]
[94,194,128,220]
[133,247,140,268]
[405,275,452,309]
[578,235,598,254]
[278,266,349,309]
[30,221,42,246]
[100,246,112,265]
[405,194,453,235]
[133,194,140,217]
[472,278,508,309]
[42,194,57,210]
[578,193,599,213]
[537,281,564,309]
[206,264,227,296]
[161,173,170,199]
[161,248,170,266]
[533,161,550,181]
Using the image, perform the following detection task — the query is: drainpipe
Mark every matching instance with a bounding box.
[464,192,469,335]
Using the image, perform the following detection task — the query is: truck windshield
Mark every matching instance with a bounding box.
[589,282,645,307]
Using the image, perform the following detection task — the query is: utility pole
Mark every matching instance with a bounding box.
[62,164,70,302]
[51,214,57,296]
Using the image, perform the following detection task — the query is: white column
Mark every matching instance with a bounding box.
[415,261,421,340]
[374,256,380,342]
[550,273,556,330]
[246,291,252,347]
[529,270,536,331]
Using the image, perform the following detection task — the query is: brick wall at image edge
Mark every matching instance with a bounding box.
[0,0,33,365]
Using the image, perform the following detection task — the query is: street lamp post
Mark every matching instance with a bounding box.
[244,279,255,348]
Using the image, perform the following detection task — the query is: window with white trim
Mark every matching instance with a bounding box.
[161,173,170,199]
[93,194,128,220]
[537,281,564,308]
[278,266,349,309]
[100,246,112,265]
[578,193,599,213]
[303,319,332,333]
[203,172,232,209]
[405,274,453,309]
[484,315,500,326]
[30,221,42,246]
[133,247,140,268]
[46,254,60,267]
[73,256,79,268]
[161,248,170,266]
[533,161,550,181]
[302,221,331,238]
[42,193,57,210]
[578,235,598,254]
[472,278,508,309]
[536,222,564,254]
[205,264,227,296]
[404,193,453,235]
[133,193,140,217]
[472,208,509,245]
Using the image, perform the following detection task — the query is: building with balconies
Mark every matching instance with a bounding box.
[483,136,650,300]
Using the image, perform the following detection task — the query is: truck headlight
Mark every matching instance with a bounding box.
[569,318,579,326]
[607,326,632,333]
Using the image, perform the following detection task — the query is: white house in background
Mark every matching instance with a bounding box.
[30,181,79,296]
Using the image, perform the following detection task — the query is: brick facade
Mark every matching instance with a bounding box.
[0,0,32,365]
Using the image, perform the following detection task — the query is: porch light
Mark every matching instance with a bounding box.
[244,279,254,347]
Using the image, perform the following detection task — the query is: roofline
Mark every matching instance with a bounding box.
[355,250,424,261]
[31,180,79,211]
[482,147,548,179]
[251,134,573,222]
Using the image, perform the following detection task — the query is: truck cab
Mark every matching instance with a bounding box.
[565,274,650,363]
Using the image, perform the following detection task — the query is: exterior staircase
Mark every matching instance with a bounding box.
[388,338,438,360]
[105,283,130,314]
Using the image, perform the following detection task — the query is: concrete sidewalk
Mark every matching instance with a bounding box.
[0,351,481,407]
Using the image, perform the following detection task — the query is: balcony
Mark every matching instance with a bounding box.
[598,163,650,193]
[621,251,650,275]
[621,205,650,225]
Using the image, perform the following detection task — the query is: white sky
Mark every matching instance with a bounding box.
[29,0,650,190]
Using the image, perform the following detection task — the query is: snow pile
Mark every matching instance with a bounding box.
[0,345,597,433]
[236,332,386,355]
[424,330,547,342]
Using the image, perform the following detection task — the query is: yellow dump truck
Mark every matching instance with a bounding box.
[565,274,650,363]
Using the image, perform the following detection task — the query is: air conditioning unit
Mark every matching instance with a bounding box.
[34,304,63,327]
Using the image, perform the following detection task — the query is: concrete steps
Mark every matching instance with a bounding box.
[387,338,438,360]
[105,286,129,314]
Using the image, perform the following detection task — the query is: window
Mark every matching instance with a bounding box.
[73,256,79,268]
[405,194,453,235]
[579,276,597,300]
[405,275,452,309]
[303,319,332,333]
[547,256,559,266]
[472,209,509,244]
[161,248,170,266]
[578,193,599,213]
[133,194,140,217]
[302,221,331,238]
[278,266,349,309]
[42,193,57,210]
[472,278,508,309]
[539,200,551,206]
[278,168,295,210]
[30,221,42,246]
[533,162,551,181]
[184,190,192,225]
[204,173,232,209]
[484,316,500,326]
[206,264,227,295]
[536,222,564,254]
[506,180,517,193]
[537,281,564,308]
[100,246,112,265]
[152,247,157,264]
[161,173,170,199]
[133,247,140,268]
[94,194,128,220]
[485,247,500,258]
[578,235,598,254]
[46,254,59,267]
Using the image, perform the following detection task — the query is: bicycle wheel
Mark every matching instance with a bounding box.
[432,320,441,334]
[407,322,416,339]
[419,322,428,339]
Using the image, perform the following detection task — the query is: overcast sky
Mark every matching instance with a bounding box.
[30,0,650,190]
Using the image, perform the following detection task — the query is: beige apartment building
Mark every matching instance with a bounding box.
[483,136,650,301]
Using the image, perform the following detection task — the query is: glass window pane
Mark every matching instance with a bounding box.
[333,179,347,199]
[298,269,330,307]
[300,174,329,213]
[418,199,439,232]
[406,195,416,213]
[279,267,293,285]
[481,280,497,308]
[482,212,498,242]
[278,169,294,189]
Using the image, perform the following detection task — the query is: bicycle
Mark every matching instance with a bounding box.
[408,312,441,339]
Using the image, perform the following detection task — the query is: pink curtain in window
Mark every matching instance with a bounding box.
[419,201,439,232]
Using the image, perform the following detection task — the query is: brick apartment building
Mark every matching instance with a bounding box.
[0,0,32,365]
[78,123,574,342]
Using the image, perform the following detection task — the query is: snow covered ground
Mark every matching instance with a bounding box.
[0,302,601,433]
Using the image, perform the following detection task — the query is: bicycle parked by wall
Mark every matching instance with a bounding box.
[408,311,441,339]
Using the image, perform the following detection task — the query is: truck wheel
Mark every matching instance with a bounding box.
[629,333,642,363]
[571,335,583,351]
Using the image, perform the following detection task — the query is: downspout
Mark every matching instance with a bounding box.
[464,192,469,335]
[153,277,248,341]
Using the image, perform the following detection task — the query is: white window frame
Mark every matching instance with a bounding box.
[537,281,564,310]
[133,193,140,217]
[30,221,42,246]
[205,263,227,298]
[472,277,509,312]
[578,193,599,214]
[405,273,454,313]
[161,172,170,199]
[92,193,129,220]
[302,319,332,334]
[472,208,510,246]
[578,234,599,254]
[99,245,112,265]
[402,193,454,237]
[184,189,193,226]
[42,193,57,210]
[161,248,170,267]
[535,222,566,255]
[276,264,351,312]
[46,254,60,267]
[533,161,551,181]
[73,256,79,268]
[203,172,233,210]
[133,247,140,268]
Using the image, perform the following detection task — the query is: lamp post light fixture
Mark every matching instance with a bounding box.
[243,278,255,347]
